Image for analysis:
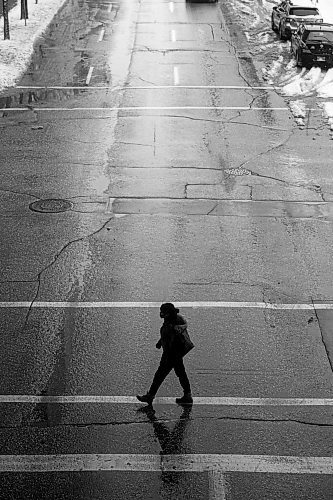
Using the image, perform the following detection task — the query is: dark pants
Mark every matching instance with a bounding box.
[149,354,191,397]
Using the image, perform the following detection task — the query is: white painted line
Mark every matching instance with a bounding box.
[15,85,282,90]
[0,301,327,309]
[1,395,333,405]
[107,3,112,12]
[1,453,332,474]
[0,106,297,112]
[85,67,94,86]
[173,66,179,85]
[209,471,227,500]
[169,1,174,12]
[98,28,105,42]
[170,29,177,42]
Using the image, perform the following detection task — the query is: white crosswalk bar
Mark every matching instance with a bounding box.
[0,301,331,309]
[0,454,332,474]
[1,395,333,405]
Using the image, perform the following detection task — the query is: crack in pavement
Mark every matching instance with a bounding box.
[227,119,289,131]
[219,29,252,88]
[311,297,333,375]
[247,169,326,198]
[0,279,38,284]
[117,141,153,148]
[22,276,41,334]
[20,217,114,333]
[176,279,306,303]
[119,113,288,133]
[207,202,219,216]
[129,75,158,87]
[0,187,40,200]
[238,126,294,171]
[6,415,333,429]
[209,24,215,42]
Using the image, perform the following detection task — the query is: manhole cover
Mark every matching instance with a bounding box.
[29,199,73,213]
[225,168,252,176]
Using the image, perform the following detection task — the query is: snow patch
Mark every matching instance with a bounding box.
[321,102,333,131]
[317,0,333,23]
[289,100,307,127]
[282,67,325,96]
[0,0,67,90]
[317,69,333,98]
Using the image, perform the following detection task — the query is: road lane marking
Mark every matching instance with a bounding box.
[170,29,177,42]
[0,301,330,309]
[0,453,332,473]
[169,1,174,12]
[1,396,333,405]
[173,66,179,85]
[1,106,308,112]
[98,28,105,42]
[85,67,94,85]
[15,85,282,90]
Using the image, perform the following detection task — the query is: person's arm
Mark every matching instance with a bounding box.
[174,315,187,333]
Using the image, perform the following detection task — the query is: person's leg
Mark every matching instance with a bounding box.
[148,355,173,397]
[137,355,173,404]
[173,357,192,404]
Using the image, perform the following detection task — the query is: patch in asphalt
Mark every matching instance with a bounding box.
[225,167,252,176]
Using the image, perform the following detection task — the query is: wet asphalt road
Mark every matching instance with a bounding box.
[0,0,333,498]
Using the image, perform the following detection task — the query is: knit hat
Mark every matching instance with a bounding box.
[160,302,179,315]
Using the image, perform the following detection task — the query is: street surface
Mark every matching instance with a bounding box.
[0,0,333,498]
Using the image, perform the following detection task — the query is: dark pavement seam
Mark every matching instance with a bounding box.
[3,416,333,429]
[311,298,333,375]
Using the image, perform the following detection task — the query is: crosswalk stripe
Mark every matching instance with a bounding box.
[15,85,281,90]
[0,453,332,473]
[0,301,327,309]
[0,106,309,111]
[0,395,332,405]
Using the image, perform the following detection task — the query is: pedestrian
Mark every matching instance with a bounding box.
[137,303,194,405]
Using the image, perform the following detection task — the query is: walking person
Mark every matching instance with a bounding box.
[137,303,194,405]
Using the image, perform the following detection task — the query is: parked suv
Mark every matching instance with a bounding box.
[291,22,333,68]
[271,0,323,40]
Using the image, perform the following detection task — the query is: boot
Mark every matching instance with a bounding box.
[176,393,193,405]
[136,393,154,405]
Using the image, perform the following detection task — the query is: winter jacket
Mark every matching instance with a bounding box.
[156,314,188,356]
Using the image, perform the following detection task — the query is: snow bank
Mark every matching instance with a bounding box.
[322,102,333,130]
[317,0,333,23]
[0,0,67,90]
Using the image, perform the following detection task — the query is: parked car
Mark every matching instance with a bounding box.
[291,22,333,68]
[271,0,323,40]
